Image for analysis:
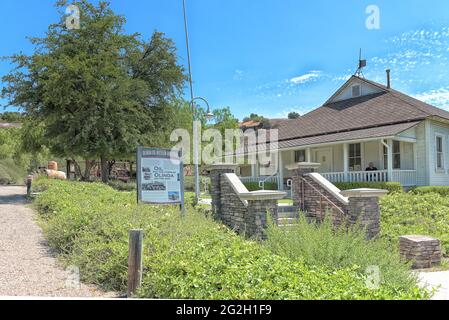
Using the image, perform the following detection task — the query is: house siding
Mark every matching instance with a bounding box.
[428,120,449,186]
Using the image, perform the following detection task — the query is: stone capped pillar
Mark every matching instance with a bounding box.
[399,235,441,269]
[240,191,286,240]
[206,164,238,219]
[288,162,321,209]
[340,188,388,239]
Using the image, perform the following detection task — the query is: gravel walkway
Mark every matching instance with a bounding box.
[0,186,116,298]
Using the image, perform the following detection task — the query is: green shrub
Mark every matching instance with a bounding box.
[334,182,402,194]
[107,180,136,192]
[0,158,27,185]
[265,216,418,293]
[412,186,449,197]
[381,192,449,255]
[243,181,278,191]
[32,178,429,299]
[184,175,210,192]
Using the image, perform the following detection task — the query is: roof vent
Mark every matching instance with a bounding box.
[352,85,361,97]
[386,69,391,89]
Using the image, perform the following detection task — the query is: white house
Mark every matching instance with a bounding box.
[239,74,449,189]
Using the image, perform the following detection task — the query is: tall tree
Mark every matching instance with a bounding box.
[1,0,186,182]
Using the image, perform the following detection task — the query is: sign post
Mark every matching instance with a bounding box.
[136,147,185,214]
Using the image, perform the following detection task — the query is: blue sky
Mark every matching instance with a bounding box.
[2,0,449,120]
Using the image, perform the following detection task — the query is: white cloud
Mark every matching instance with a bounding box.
[233,69,244,80]
[290,70,322,84]
[413,87,449,110]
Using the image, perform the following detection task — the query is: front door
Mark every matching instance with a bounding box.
[315,149,333,173]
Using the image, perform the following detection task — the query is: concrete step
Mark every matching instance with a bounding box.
[277,205,299,213]
[278,211,299,219]
[277,217,299,225]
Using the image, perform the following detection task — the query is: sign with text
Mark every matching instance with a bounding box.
[136,147,184,205]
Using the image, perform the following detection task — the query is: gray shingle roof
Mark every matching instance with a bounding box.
[273,76,449,142]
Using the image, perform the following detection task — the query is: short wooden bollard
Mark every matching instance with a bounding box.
[26,175,33,197]
[127,229,143,297]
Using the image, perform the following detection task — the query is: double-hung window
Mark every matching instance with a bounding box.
[436,135,445,171]
[349,143,362,171]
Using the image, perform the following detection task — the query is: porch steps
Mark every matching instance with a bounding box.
[277,205,299,227]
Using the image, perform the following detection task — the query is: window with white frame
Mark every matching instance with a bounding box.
[294,150,306,163]
[436,135,444,170]
[349,143,362,171]
[383,141,401,170]
[393,141,401,169]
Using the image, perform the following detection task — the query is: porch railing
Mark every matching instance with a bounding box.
[322,170,417,186]
[239,176,278,184]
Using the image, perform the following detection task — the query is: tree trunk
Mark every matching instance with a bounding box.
[100,155,109,183]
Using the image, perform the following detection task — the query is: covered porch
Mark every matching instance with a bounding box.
[239,136,418,189]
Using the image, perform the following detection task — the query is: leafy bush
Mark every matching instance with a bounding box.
[265,216,419,293]
[381,192,449,255]
[107,180,136,192]
[334,182,402,194]
[184,175,210,192]
[412,186,449,197]
[0,158,27,185]
[243,181,278,191]
[32,178,428,299]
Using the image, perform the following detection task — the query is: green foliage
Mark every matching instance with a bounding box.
[32,178,428,299]
[0,159,27,185]
[380,192,449,255]
[334,182,402,194]
[2,0,186,182]
[0,111,23,122]
[184,176,210,192]
[288,112,300,119]
[243,181,278,191]
[265,216,419,293]
[412,186,449,197]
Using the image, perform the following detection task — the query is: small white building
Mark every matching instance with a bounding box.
[239,74,449,188]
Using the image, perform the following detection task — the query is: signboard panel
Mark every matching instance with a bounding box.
[136,147,184,206]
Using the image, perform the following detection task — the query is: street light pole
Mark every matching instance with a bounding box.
[182,0,213,204]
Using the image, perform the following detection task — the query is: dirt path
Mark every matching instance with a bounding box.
[0,186,116,298]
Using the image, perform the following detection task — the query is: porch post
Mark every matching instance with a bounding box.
[251,163,257,179]
[387,139,393,182]
[306,148,311,162]
[278,151,284,190]
[343,143,349,181]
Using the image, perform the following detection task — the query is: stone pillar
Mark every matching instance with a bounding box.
[288,162,321,209]
[206,164,238,220]
[340,188,388,239]
[399,235,442,269]
[240,192,286,240]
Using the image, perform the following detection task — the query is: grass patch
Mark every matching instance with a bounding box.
[32,178,428,300]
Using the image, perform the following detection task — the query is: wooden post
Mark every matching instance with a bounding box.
[26,175,33,197]
[127,229,143,297]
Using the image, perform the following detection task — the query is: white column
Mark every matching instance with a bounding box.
[306,148,311,162]
[251,163,258,179]
[278,151,284,190]
[343,143,349,181]
[387,139,393,182]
